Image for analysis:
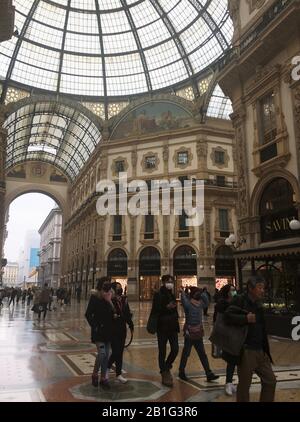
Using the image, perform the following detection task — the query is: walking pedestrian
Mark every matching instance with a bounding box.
[225,275,276,402]
[149,275,179,388]
[107,282,134,384]
[213,284,238,396]
[85,277,114,390]
[179,287,219,382]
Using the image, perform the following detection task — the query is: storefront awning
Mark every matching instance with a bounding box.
[234,242,300,260]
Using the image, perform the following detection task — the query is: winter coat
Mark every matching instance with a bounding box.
[224,293,273,364]
[39,288,51,303]
[181,291,207,326]
[152,286,180,333]
[111,295,134,336]
[85,290,115,343]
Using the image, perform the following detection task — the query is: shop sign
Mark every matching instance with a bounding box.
[261,208,299,242]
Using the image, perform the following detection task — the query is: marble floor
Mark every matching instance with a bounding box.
[0,298,300,402]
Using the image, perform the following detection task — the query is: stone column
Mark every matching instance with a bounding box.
[231,108,251,249]
[0,106,7,275]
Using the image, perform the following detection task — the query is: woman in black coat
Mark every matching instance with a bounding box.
[213,284,237,396]
[85,277,115,389]
[107,282,134,384]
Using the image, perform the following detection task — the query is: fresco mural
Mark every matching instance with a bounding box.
[50,169,68,183]
[111,101,194,139]
[7,165,26,179]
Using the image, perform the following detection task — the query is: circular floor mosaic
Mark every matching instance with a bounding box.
[69,379,169,402]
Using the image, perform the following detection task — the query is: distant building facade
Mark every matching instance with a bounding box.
[38,208,62,287]
[2,261,19,286]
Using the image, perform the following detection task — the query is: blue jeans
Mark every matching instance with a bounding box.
[179,336,211,376]
[94,342,111,378]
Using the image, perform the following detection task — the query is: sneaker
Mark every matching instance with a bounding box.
[225,383,233,396]
[178,371,189,381]
[99,380,111,390]
[231,384,237,393]
[161,370,173,387]
[91,373,99,387]
[207,372,219,382]
[116,375,128,384]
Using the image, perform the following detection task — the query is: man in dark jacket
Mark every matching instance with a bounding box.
[224,275,276,402]
[151,275,179,387]
[85,277,115,390]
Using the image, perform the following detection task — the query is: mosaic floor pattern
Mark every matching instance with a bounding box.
[0,299,300,402]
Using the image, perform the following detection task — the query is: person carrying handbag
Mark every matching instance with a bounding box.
[178,287,219,382]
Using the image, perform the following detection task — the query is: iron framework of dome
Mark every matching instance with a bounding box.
[0,0,233,103]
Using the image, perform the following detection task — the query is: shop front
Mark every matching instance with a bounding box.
[235,178,300,338]
[139,247,161,301]
[235,244,300,338]
[173,245,198,299]
[215,245,236,290]
[107,249,128,293]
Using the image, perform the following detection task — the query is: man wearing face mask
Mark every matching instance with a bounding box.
[107,282,134,384]
[151,275,179,387]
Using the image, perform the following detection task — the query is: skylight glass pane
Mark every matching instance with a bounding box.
[207,85,233,120]
[167,0,198,32]
[130,1,160,28]
[2,0,233,98]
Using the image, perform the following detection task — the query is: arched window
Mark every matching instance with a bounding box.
[139,247,161,276]
[107,249,128,277]
[215,246,235,277]
[173,245,197,275]
[259,178,298,242]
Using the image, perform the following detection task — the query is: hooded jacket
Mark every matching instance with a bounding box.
[85,290,115,343]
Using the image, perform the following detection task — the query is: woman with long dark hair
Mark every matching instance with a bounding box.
[107,282,134,384]
[213,283,237,396]
[85,277,115,390]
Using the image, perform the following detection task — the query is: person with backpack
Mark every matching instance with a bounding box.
[224,275,276,402]
[178,287,219,382]
[149,275,179,388]
[212,284,238,396]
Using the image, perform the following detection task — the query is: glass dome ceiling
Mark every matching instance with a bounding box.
[0,0,233,99]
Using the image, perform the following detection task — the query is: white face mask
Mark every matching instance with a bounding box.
[165,283,174,290]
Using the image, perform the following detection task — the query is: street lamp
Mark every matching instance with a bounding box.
[225,234,246,248]
[289,218,300,231]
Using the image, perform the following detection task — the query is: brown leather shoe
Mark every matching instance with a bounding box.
[161,370,173,387]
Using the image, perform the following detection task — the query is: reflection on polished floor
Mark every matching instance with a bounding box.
[0,298,300,402]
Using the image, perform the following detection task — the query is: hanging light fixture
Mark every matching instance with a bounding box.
[289,218,300,231]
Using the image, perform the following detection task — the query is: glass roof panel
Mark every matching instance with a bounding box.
[0,0,233,99]
[167,0,198,32]
[207,84,233,120]
[4,101,102,181]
